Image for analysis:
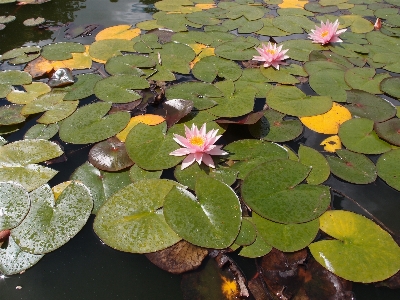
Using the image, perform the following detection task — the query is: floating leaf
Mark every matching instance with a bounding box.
[129,164,162,182]
[376,149,400,191]
[51,48,92,70]
[326,149,377,184]
[225,139,288,161]
[282,39,324,61]
[309,69,350,103]
[298,145,330,185]
[94,179,182,253]
[0,182,30,231]
[300,102,352,134]
[23,17,45,26]
[116,114,165,142]
[345,67,390,94]
[0,70,32,97]
[1,46,40,65]
[95,25,141,41]
[192,56,242,83]
[380,77,400,99]
[253,213,320,252]
[7,82,50,105]
[105,54,156,76]
[164,176,241,249]
[242,159,330,224]
[0,105,25,125]
[59,102,130,144]
[222,16,264,34]
[214,38,256,61]
[0,236,43,276]
[89,39,135,63]
[24,123,58,140]
[338,118,392,154]
[267,86,332,117]
[309,210,400,283]
[345,90,396,122]
[11,182,92,254]
[41,42,85,61]
[234,218,257,247]
[374,118,400,146]
[61,73,102,101]
[163,99,194,128]
[0,15,16,23]
[24,56,54,78]
[340,15,374,34]
[320,135,342,152]
[70,162,132,214]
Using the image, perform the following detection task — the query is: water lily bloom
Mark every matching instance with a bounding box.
[308,19,346,45]
[170,123,228,170]
[252,42,289,70]
[374,18,382,30]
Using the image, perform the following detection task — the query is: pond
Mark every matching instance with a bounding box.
[1,0,400,299]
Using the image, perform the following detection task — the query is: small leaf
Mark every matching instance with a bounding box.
[376,149,400,191]
[298,145,330,185]
[0,182,30,231]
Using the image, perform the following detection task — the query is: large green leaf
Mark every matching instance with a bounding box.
[41,42,85,61]
[11,182,92,254]
[61,74,102,101]
[267,86,332,117]
[309,210,400,283]
[164,176,241,249]
[309,69,350,103]
[192,56,242,83]
[0,182,30,231]
[224,139,288,161]
[0,236,43,276]
[93,179,182,253]
[345,67,390,94]
[59,102,130,144]
[380,77,400,99]
[298,145,330,185]
[253,213,320,252]
[242,159,330,224]
[1,46,41,65]
[125,122,183,170]
[374,118,400,146]
[70,162,132,214]
[326,149,377,184]
[376,149,400,191]
[338,118,392,154]
[89,39,135,62]
[24,123,59,140]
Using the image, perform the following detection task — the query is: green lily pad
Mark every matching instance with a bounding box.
[0,165,58,192]
[235,68,273,98]
[70,162,132,214]
[1,46,41,65]
[234,218,256,246]
[105,54,156,76]
[24,123,59,140]
[273,15,315,34]
[61,74,102,101]
[0,70,32,86]
[326,149,377,184]
[214,39,256,61]
[304,60,347,75]
[374,118,400,146]
[257,17,290,36]
[192,56,242,83]
[225,139,288,161]
[304,2,338,13]
[376,149,400,191]
[0,105,25,125]
[89,39,135,62]
[21,91,66,115]
[153,12,200,32]
[309,69,350,103]
[340,15,374,34]
[41,42,85,61]
[380,77,400,99]
[23,17,45,27]
[171,31,215,45]
[7,82,50,105]
[242,159,330,224]
[253,213,320,252]
[226,3,266,21]
[309,210,400,283]
[0,139,63,167]
[174,162,237,190]
[0,15,16,23]
[237,233,272,258]
[0,236,44,276]
[125,122,183,170]
[94,75,149,103]
[94,179,182,253]
[222,16,264,34]
[298,145,330,185]
[345,90,396,122]
[11,182,92,254]
[260,67,299,85]
[345,67,390,94]
[266,86,332,117]
[129,164,162,182]
[0,182,30,231]
[282,40,324,62]
[166,82,222,110]
[338,118,392,154]
[38,100,78,124]
[248,109,303,142]
[59,102,130,144]
[185,11,221,26]
[164,176,241,249]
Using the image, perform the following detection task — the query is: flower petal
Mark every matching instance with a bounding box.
[202,153,215,168]
[181,154,196,170]
[170,148,191,156]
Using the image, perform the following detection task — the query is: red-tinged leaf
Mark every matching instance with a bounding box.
[109,99,142,114]
[163,99,194,128]
[216,110,265,125]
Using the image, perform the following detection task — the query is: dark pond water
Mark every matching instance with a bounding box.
[1,0,400,299]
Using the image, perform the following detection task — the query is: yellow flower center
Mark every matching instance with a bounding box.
[189,136,205,146]
[266,49,276,55]
[321,30,329,37]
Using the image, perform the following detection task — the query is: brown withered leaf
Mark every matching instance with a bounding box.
[248,274,270,300]
[163,99,194,128]
[145,240,208,274]
[216,110,265,125]
[24,56,54,78]
[109,99,142,114]
[88,137,134,172]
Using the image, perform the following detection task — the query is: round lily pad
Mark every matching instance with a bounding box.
[23,17,45,26]
[215,39,256,61]
[338,118,392,154]
[309,69,350,103]
[234,218,256,247]
[0,105,25,125]
[242,159,331,224]
[0,70,32,85]
[59,102,130,144]
[326,149,377,184]
[11,182,92,254]
[89,39,135,62]
[253,213,320,252]
[298,145,330,185]
[24,123,59,140]
[345,90,396,122]
[1,46,41,65]
[129,164,162,182]
[376,149,400,191]
[105,54,156,76]
[267,86,332,117]
[237,233,272,258]
[62,74,102,101]
[93,179,182,253]
[309,210,400,283]
[192,56,242,83]
[224,139,288,161]
[41,42,85,61]
[374,118,400,146]
[345,67,390,94]
[0,236,44,276]
[0,182,30,231]
[164,176,241,249]
[380,77,400,99]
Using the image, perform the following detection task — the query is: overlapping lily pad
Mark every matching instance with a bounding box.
[192,56,242,83]
[1,46,41,64]
[94,179,182,253]
[0,182,30,231]
[41,42,85,61]
[376,149,400,191]
[298,145,330,185]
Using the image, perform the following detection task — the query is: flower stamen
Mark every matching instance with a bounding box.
[189,136,205,147]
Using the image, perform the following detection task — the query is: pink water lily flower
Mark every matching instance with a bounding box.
[170,123,228,170]
[308,19,347,45]
[252,42,289,70]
